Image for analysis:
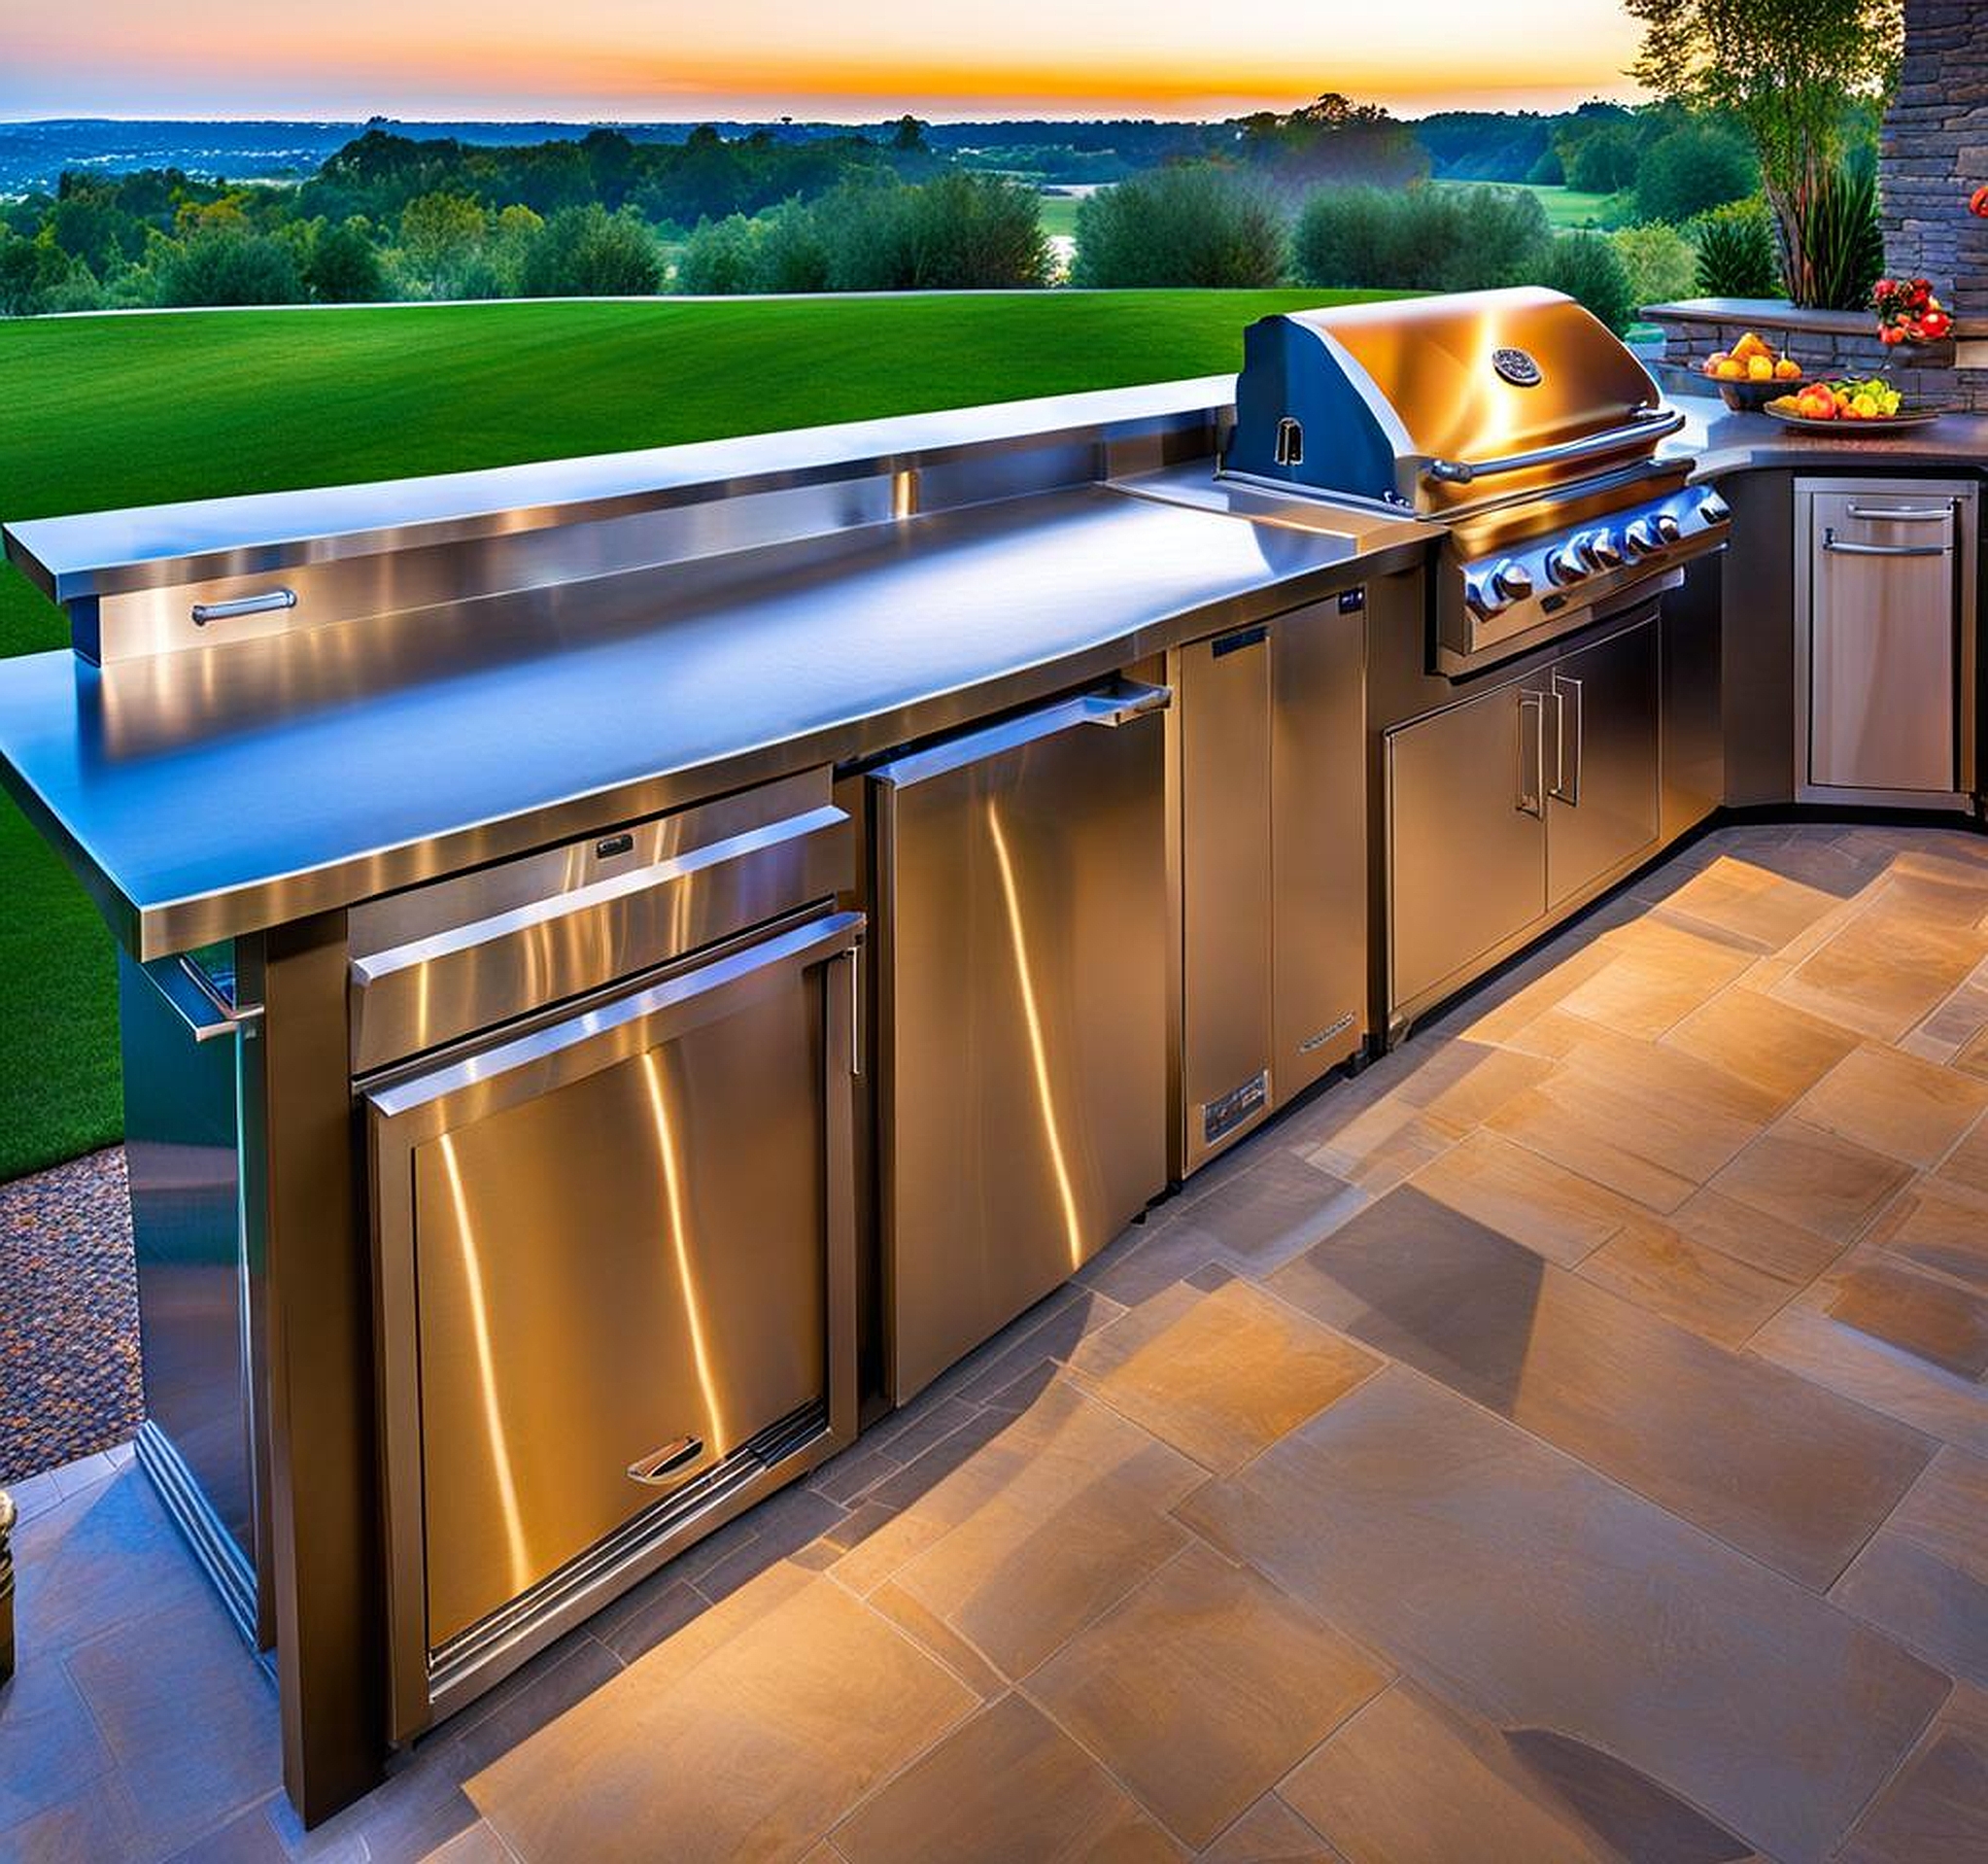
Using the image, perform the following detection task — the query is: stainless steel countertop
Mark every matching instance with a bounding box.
[3,376,1234,604]
[0,482,1428,959]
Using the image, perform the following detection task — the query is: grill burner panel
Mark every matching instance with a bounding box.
[1220,287,1730,674]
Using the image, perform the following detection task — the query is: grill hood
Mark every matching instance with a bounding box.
[1223,288,1680,518]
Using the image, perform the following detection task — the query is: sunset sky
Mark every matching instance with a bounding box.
[2,0,1644,121]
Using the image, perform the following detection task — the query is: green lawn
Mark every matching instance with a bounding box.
[0,287,1388,1180]
[1038,193,1085,239]
[1446,180,1623,231]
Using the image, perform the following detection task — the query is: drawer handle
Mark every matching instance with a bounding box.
[1823,531,1947,559]
[1844,503,1952,523]
[628,1436,704,1486]
[190,588,297,626]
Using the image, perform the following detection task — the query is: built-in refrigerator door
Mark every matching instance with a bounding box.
[873,683,1171,1403]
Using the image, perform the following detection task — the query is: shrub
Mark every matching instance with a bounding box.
[1291,185,1551,294]
[1537,231,1636,333]
[1074,165,1286,288]
[397,191,486,297]
[1633,123,1758,226]
[156,230,302,307]
[518,205,663,297]
[676,214,761,293]
[1692,198,1781,296]
[1610,223,1697,315]
[754,201,831,293]
[806,173,1048,291]
[305,219,387,302]
[0,234,77,315]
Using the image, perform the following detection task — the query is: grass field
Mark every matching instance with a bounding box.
[0,287,1389,1180]
[1446,180,1622,231]
[1038,193,1085,239]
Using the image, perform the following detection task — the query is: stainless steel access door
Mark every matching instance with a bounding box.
[1546,611,1661,909]
[1173,624,1276,1173]
[874,684,1171,1402]
[1388,675,1548,1019]
[1798,479,1978,803]
[368,909,861,1738]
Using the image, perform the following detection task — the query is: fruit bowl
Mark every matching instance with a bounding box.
[1714,373,1810,412]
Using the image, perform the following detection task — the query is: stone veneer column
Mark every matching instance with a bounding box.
[1880,0,1988,302]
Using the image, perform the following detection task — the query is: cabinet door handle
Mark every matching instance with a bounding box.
[1552,673,1583,806]
[1518,691,1546,818]
[628,1436,704,1486]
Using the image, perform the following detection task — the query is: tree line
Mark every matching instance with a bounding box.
[0,96,1786,319]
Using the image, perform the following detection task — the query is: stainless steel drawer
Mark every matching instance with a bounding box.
[349,767,850,1073]
[367,908,862,1737]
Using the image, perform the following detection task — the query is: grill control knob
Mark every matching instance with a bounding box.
[1624,518,1662,558]
[1697,492,1731,525]
[1655,512,1683,545]
[1548,543,1590,585]
[1580,530,1624,571]
[1491,559,1534,604]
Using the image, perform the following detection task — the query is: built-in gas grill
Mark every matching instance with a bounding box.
[1222,287,1730,673]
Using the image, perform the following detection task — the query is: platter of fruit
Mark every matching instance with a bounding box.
[1763,376,1947,431]
[1872,277,1952,346]
[1700,330,1807,409]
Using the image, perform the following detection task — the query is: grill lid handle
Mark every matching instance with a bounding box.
[1426,406,1685,486]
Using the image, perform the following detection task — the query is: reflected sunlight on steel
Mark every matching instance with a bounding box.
[984,798,1085,1271]
[640,1047,728,1451]
[434,1132,532,1600]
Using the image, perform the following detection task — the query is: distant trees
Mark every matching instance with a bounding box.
[398,192,487,296]
[678,173,1048,294]
[1632,121,1757,224]
[1237,94,1428,190]
[1074,166,1285,288]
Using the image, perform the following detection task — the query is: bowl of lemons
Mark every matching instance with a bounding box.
[1700,331,1809,409]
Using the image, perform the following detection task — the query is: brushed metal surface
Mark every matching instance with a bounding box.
[369,910,862,1721]
[1173,626,1276,1174]
[349,767,848,1073]
[874,690,1169,1401]
[1799,481,1976,800]
[0,485,1394,962]
[120,948,257,1572]
[1388,675,1546,1016]
[1547,615,1661,909]
[1271,598,1369,1100]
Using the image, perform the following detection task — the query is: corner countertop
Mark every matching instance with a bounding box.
[1663,391,1988,479]
[0,482,1428,960]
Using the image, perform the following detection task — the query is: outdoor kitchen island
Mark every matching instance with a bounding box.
[2,291,1986,1831]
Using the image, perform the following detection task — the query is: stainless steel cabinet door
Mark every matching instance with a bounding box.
[876,691,1170,1400]
[369,914,860,1679]
[1175,624,1276,1170]
[1388,679,1547,1017]
[1548,615,1661,909]
[1272,600,1367,1099]
[1808,492,1958,794]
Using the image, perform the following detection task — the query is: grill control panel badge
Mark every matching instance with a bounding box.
[1492,347,1543,388]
